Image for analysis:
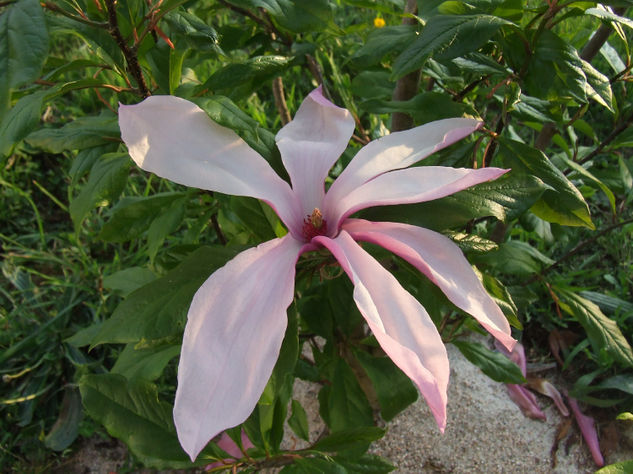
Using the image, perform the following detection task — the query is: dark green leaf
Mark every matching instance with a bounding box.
[111,343,181,381]
[352,25,418,68]
[69,153,130,229]
[581,59,614,112]
[360,92,474,123]
[452,340,526,384]
[99,192,187,242]
[91,246,240,345]
[310,426,386,453]
[25,112,120,153]
[0,0,49,113]
[585,7,633,29]
[147,198,187,260]
[225,0,334,33]
[353,350,418,421]
[393,14,511,78]
[44,387,83,451]
[200,55,292,95]
[558,290,633,368]
[280,457,347,474]
[79,374,194,468]
[194,95,286,179]
[335,454,395,473]
[165,10,220,51]
[472,240,554,276]
[324,358,374,432]
[498,138,594,229]
[102,267,157,296]
[288,399,310,441]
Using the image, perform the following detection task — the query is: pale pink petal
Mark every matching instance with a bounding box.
[507,384,547,420]
[568,396,604,467]
[529,378,569,417]
[205,431,254,470]
[313,231,449,430]
[324,118,482,214]
[174,235,303,461]
[344,219,516,351]
[119,96,301,234]
[329,166,508,228]
[276,86,355,217]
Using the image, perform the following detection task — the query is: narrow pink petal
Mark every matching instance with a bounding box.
[119,96,301,234]
[507,385,547,420]
[276,86,355,217]
[173,235,303,461]
[328,166,508,228]
[205,430,254,469]
[324,118,482,214]
[313,231,449,431]
[529,379,569,417]
[344,219,516,351]
[568,396,604,467]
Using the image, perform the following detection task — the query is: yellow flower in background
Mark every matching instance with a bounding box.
[373,17,386,28]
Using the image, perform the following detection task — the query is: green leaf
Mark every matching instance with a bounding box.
[25,112,120,153]
[225,0,334,33]
[351,71,394,100]
[596,460,633,474]
[360,92,473,123]
[334,454,395,473]
[360,172,547,231]
[323,358,374,432]
[288,399,310,441]
[200,55,292,96]
[0,88,54,157]
[353,350,418,421]
[194,95,286,179]
[473,240,554,276]
[558,153,616,213]
[581,59,614,112]
[352,25,418,68]
[164,10,220,52]
[280,457,347,474]
[498,138,594,229]
[452,340,526,384]
[99,192,187,242]
[69,153,130,230]
[310,426,386,453]
[79,374,194,468]
[111,343,181,381]
[0,0,49,113]
[585,7,633,29]
[393,14,511,78]
[523,30,586,103]
[91,246,240,345]
[44,387,83,451]
[147,198,187,260]
[558,290,633,368]
[102,267,157,297]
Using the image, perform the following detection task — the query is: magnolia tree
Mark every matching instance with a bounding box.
[1,0,632,471]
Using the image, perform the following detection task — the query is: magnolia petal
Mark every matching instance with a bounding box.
[119,96,300,232]
[313,231,449,430]
[507,384,547,421]
[173,235,302,461]
[568,396,604,467]
[344,219,516,351]
[276,86,355,217]
[325,118,482,213]
[205,431,254,470]
[329,166,508,228]
[528,378,569,417]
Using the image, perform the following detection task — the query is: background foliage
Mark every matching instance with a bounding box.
[1,0,632,471]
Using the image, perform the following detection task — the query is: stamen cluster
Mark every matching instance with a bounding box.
[302,208,328,240]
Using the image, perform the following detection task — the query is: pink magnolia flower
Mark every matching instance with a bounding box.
[119,87,517,461]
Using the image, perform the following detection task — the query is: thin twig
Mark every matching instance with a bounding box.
[105,0,150,98]
[41,1,108,27]
[523,217,633,285]
[578,111,633,165]
[272,76,291,126]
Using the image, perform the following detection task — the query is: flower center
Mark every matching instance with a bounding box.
[302,208,328,240]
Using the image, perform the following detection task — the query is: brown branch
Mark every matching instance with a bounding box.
[578,111,633,165]
[105,0,150,98]
[390,0,420,132]
[272,76,291,126]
